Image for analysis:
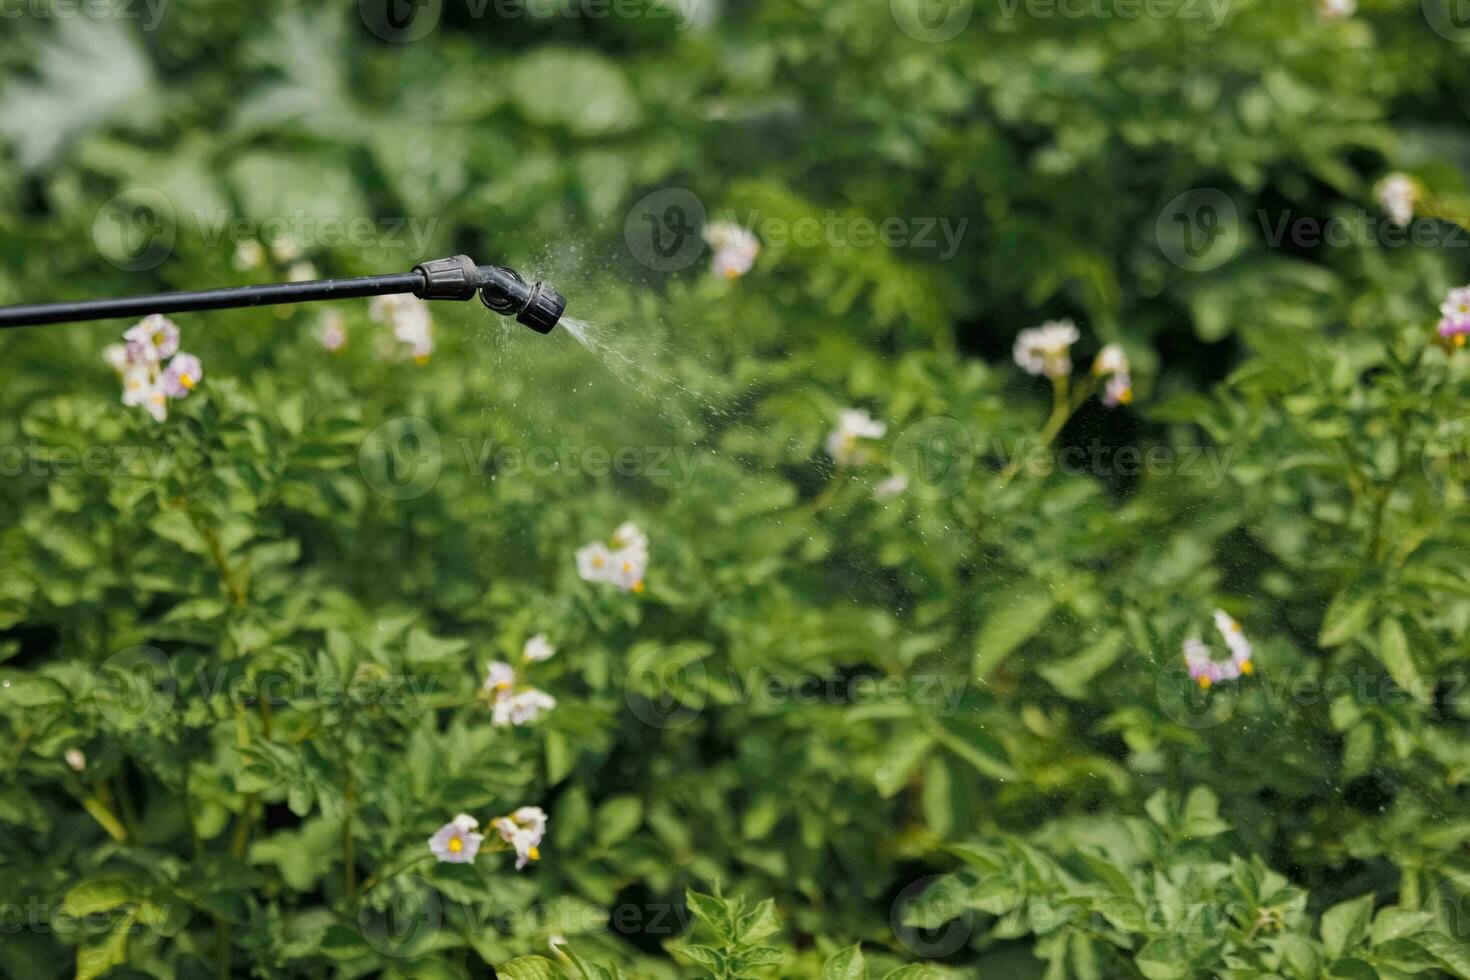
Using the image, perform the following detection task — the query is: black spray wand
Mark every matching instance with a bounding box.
[0,256,566,334]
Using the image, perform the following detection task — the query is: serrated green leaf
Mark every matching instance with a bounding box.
[498,955,565,980]
[1322,894,1375,959]
[823,944,866,980]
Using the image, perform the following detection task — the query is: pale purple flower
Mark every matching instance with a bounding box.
[121,364,169,422]
[270,238,302,263]
[485,661,555,726]
[1184,636,1237,688]
[576,542,614,583]
[288,261,318,283]
[1376,173,1419,227]
[1438,286,1470,345]
[493,688,556,727]
[1014,320,1079,379]
[234,240,265,271]
[705,221,759,279]
[1212,609,1254,673]
[370,294,434,363]
[318,311,347,351]
[491,806,547,869]
[874,473,908,499]
[124,315,180,362]
[1102,373,1133,408]
[826,409,887,466]
[428,813,484,863]
[103,344,130,374]
[577,522,649,593]
[162,353,203,399]
[1093,344,1129,378]
[523,634,555,663]
[484,661,515,695]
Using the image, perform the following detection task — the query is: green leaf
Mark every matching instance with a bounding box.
[65,877,139,917]
[822,944,867,980]
[498,956,565,980]
[1136,936,1190,980]
[1416,931,1470,979]
[931,715,1017,781]
[873,730,933,798]
[1038,631,1125,699]
[509,49,641,136]
[1370,907,1433,945]
[677,944,725,971]
[1319,592,1372,648]
[1375,618,1427,703]
[561,947,615,980]
[732,946,785,971]
[881,968,942,980]
[595,796,643,848]
[1322,894,1375,959]
[75,909,134,980]
[973,590,1054,679]
[1179,786,1230,838]
[0,675,70,708]
[686,889,735,942]
[735,898,780,944]
[319,924,372,960]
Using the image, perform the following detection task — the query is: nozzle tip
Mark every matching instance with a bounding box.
[478,266,564,334]
[518,282,565,335]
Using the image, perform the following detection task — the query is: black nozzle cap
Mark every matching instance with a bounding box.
[517,282,565,334]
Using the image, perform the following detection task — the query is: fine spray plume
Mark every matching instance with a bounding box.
[0,254,567,334]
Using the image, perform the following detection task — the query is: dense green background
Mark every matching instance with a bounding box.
[5,0,1470,977]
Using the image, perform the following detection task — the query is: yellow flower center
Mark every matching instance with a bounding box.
[414,354,431,365]
[1457,334,1467,348]
[592,555,604,568]
[448,836,463,853]
[527,846,540,861]
[1240,660,1254,675]
[153,332,165,346]
[632,580,645,594]
[180,373,196,390]
[1117,387,1133,405]
[1197,675,1212,689]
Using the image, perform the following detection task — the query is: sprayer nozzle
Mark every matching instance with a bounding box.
[478,266,566,334]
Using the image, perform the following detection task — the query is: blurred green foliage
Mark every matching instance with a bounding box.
[5,0,1470,977]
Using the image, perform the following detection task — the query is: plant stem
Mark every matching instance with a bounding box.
[194,516,246,606]
[80,794,129,843]
[996,374,1091,489]
[343,759,356,901]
